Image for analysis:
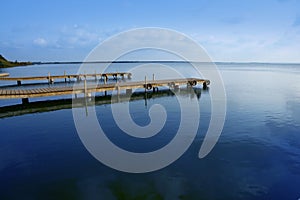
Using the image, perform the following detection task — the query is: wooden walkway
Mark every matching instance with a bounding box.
[0,72,132,85]
[0,78,209,100]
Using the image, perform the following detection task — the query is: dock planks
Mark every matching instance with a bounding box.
[0,78,210,100]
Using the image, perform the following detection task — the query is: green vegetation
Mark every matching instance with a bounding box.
[0,54,32,68]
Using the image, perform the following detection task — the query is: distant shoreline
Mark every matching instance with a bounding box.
[33,61,300,65]
[0,55,32,68]
[2,59,300,69]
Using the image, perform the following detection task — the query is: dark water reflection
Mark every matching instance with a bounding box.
[1,63,300,199]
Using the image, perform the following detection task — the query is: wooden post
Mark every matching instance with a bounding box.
[64,70,67,82]
[117,85,120,95]
[203,81,207,90]
[17,80,21,86]
[152,74,155,81]
[22,98,29,104]
[144,76,147,106]
[126,88,132,95]
[48,72,50,84]
[84,94,88,117]
[95,70,97,81]
[84,76,87,97]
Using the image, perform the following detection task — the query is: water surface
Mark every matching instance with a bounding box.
[0,63,300,199]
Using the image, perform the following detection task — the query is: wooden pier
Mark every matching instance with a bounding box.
[0,72,132,85]
[0,78,209,102]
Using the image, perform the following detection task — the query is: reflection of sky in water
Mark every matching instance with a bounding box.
[0,63,300,199]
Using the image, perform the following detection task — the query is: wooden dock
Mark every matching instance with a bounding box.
[0,72,132,85]
[0,78,209,102]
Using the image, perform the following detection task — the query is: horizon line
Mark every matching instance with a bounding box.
[32,60,300,65]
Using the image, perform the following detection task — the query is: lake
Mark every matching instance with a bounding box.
[0,62,300,199]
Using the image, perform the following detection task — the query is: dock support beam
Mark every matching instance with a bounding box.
[126,89,132,95]
[117,86,120,95]
[153,87,159,92]
[84,78,87,97]
[48,72,51,84]
[22,98,29,104]
[203,81,207,90]
[64,71,67,83]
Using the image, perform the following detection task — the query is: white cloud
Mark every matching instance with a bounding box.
[55,25,101,48]
[33,38,47,47]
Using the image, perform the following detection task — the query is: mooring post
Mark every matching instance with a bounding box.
[95,70,97,81]
[152,73,155,81]
[17,80,21,86]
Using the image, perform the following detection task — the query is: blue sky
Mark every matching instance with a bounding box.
[1,0,300,62]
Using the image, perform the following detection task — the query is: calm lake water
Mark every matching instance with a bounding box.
[0,63,300,199]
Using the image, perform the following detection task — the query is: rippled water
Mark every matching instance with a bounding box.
[0,63,300,199]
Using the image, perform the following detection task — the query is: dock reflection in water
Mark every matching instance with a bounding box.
[0,87,205,119]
